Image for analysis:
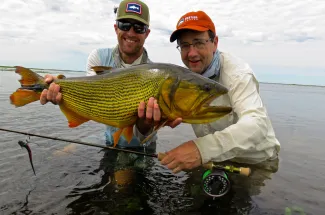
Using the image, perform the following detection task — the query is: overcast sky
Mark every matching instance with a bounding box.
[1,0,324,85]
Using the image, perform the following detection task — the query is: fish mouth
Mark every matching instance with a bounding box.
[198,93,232,114]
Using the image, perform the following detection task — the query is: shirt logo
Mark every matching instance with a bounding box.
[126,3,142,14]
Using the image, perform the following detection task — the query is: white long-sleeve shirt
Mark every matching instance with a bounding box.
[193,52,280,165]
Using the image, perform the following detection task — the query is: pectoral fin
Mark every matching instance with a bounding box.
[59,104,89,127]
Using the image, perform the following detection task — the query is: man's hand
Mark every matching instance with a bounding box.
[160,140,202,174]
[40,75,62,105]
[136,97,182,135]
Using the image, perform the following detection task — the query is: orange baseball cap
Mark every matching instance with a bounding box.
[170,11,216,42]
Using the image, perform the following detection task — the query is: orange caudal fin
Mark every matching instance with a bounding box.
[10,89,41,107]
[14,66,45,86]
[59,104,89,128]
[10,66,47,107]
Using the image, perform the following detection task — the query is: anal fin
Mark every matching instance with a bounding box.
[122,126,134,144]
[59,104,89,128]
[112,126,134,147]
[112,128,123,147]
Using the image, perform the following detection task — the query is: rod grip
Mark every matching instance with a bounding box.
[239,167,251,177]
[157,152,166,161]
[202,161,213,170]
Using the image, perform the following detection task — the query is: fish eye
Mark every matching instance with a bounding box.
[203,83,212,92]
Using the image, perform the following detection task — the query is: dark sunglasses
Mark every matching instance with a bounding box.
[116,21,148,34]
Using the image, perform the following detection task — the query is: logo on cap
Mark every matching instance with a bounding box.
[126,3,142,14]
[177,16,199,27]
[178,18,184,26]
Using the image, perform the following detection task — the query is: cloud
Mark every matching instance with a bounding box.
[0,0,324,85]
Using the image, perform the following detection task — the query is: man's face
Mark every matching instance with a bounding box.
[177,31,218,74]
[114,19,150,56]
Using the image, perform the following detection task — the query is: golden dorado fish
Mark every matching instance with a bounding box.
[10,63,232,146]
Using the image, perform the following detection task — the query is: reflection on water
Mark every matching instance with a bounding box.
[1,70,325,214]
[64,148,263,215]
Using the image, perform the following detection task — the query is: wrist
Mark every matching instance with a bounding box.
[136,123,153,136]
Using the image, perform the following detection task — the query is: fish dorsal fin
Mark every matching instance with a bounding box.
[56,74,66,79]
[91,66,114,75]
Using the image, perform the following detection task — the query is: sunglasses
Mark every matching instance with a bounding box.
[116,21,148,34]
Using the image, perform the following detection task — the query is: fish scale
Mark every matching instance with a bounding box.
[56,70,166,125]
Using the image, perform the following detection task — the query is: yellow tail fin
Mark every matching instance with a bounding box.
[10,66,46,107]
[10,89,41,107]
[15,66,45,86]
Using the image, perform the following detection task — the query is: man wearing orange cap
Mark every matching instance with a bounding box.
[140,11,281,176]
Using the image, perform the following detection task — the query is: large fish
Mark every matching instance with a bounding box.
[10,63,232,146]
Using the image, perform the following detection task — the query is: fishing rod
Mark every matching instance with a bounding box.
[0,127,158,158]
[0,127,251,198]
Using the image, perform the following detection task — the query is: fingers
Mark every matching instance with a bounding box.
[138,101,146,118]
[56,92,62,103]
[40,89,48,105]
[47,83,61,104]
[159,141,202,174]
[161,155,183,174]
[160,153,174,165]
[168,118,182,128]
[145,97,155,122]
[40,75,61,105]
[172,166,183,174]
[137,97,161,123]
[40,75,55,105]
[153,99,161,123]
[44,75,55,84]
[40,83,62,105]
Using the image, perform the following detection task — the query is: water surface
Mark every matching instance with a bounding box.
[0,69,324,214]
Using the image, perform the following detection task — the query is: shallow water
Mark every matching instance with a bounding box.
[0,69,324,215]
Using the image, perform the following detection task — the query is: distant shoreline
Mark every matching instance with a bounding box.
[260,82,325,88]
[1,65,324,88]
[0,65,84,73]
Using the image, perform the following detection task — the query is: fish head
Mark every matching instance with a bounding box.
[159,67,232,124]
